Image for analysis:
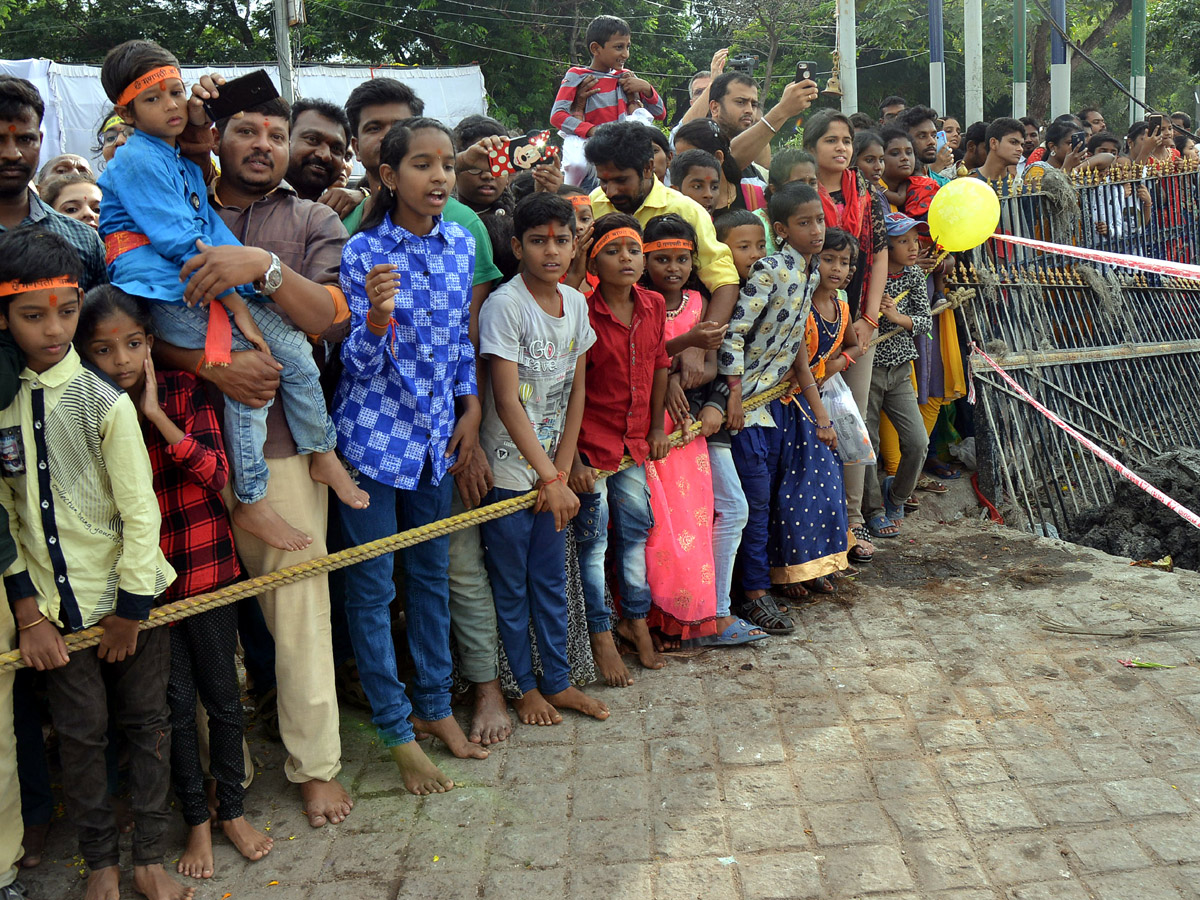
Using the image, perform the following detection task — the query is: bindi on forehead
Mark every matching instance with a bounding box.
[7,126,14,133]
[48,295,57,306]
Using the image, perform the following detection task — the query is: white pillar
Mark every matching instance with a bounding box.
[1013,82,1027,119]
[1049,0,1070,117]
[837,0,858,114]
[930,62,947,115]
[273,0,295,104]
[964,0,983,124]
[1129,75,1146,126]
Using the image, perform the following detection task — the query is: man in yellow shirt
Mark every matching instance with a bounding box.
[586,121,740,387]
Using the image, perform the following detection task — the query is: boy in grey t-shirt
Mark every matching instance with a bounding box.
[477,194,610,728]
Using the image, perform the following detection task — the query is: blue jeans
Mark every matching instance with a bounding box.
[709,444,749,619]
[573,464,654,634]
[339,463,453,746]
[730,424,781,593]
[479,490,570,696]
[151,301,336,504]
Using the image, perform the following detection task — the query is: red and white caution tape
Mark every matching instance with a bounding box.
[970,343,1200,531]
[990,233,1200,281]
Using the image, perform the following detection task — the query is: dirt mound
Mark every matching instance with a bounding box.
[1072,448,1200,571]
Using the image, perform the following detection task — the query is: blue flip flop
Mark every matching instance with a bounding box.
[709,617,769,646]
[882,475,906,521]
[867,514,900,539]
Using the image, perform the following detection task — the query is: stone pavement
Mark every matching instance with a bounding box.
[20,510,1200,899]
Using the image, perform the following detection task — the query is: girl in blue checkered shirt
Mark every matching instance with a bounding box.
[333,118,488,796]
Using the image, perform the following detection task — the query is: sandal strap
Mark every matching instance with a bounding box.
[742,594,795,630]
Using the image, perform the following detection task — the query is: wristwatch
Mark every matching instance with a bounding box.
[258,252,283,296]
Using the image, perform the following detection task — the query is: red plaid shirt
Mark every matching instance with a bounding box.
[145,370,241,602]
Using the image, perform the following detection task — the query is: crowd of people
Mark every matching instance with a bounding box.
[0,14,1192,900]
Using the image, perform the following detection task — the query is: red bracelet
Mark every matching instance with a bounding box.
[194,357,206,377]
[860,313,879,329]
[539,471,567,489]
[841,351,856,367]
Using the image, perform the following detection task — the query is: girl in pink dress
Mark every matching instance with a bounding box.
[639,215,727,642]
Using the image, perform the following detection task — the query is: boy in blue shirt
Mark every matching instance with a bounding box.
[97,39,366,552]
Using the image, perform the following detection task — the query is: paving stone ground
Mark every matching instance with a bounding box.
[19,492,1200,899]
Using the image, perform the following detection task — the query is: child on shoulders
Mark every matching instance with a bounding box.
[551,16,666,185]
[96,39,366,554]
[0,227,187,900]
[477,193,609,726]
[570,213,670,685]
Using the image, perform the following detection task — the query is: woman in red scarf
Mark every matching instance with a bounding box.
[804,110,889,560]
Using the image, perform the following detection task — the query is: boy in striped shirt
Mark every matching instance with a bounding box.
[550,15,666,185]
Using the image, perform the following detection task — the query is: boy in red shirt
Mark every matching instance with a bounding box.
[569,213,670,687]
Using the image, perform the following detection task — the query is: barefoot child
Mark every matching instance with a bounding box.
[863,212,933,539]
[96,40,366,553]
[719,183,836,637]
[638,214,727,643]
[76,287,272,880]
[335,117,487,794]
[0,229,188,900]
[477,193,609,726]
[570,213,670,685]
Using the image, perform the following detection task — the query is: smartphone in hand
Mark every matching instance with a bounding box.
[1147,114,1164,136]
[203,69,279,123]
[794,61,817,84]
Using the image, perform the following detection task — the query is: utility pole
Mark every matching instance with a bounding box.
[836,0,858,115]
[964,0,983,123]
[1130,0,1146,125]
[273,0,304,104]
[1013,0,1027,119]
[1049,0,1070,117]
[929,0,946,115]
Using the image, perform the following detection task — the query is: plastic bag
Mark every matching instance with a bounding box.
[820,373,876,466]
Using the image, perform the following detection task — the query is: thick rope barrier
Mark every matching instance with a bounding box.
[0,378,800,672]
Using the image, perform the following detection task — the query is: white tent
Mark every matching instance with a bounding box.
[0,59,487,169]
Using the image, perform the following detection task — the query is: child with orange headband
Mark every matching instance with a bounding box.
[636,213,748,648]
[96,40,367,553]
[0,228,185,900]
[569,213,670,686]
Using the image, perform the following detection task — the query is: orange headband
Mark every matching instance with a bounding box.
[568,194,593,208]
[117,66,182,107]
[589,227,642,258]
[0,276,78,298]
[643,239,694,254]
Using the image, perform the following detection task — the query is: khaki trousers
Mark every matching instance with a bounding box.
[228,454,342,783]
[840,344,876,526]
[0,601,20,888]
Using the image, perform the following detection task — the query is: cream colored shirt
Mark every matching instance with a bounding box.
[0,348,174,630]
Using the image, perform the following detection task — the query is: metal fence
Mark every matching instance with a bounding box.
[950,157,1200,539]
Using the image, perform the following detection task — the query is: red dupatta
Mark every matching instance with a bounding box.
[818,168,875,304]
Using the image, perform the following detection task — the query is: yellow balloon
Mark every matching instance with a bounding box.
[926,177,1001,252]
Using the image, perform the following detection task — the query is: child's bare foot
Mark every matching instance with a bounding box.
[616,618,667,672]
[409,713,490,759]
[309,451,370,510]
[19,822,48,867]
[299,777,354,828]
[221,816,273,861]
[84,865,121,900]
[177,824,214,879]
[389,741,455,795]
[233,498,312,552]
[132,863,196,900]
[590,631,633,687]
[545,685,610,720]
[512,688,562,726]
[469,679,512,745]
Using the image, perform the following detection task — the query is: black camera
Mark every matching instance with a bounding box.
[728,54,759,76]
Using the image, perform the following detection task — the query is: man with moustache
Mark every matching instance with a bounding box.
[285,98,367,218]
[161,78,356,831]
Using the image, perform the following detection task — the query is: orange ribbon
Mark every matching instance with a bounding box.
[643,239,694,254]
[0,276,78,298]
[104,231,152,266]
[567,194,594,208]
[589,227,642,258]
[116,66,182,107]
